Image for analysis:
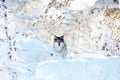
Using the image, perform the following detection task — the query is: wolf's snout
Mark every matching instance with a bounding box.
[58,42,60,46]
[57,40,61,46]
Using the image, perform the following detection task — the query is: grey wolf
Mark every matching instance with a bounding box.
[53,35,67,58]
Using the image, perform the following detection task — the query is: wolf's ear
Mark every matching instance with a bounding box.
[54,35,57,38]
[61,35,64,38]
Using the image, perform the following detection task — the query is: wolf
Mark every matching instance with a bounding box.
[53,35,67,58]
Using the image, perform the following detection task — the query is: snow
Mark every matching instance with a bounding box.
[0,71,11,80]
[35,58,120,80]
[0,0,120,80]
[16,37,53,63]
[69,0,97,10]
[1,36,120,80]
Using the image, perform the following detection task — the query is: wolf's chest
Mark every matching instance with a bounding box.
[53,42,65,53]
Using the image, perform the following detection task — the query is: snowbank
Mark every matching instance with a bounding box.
[34,58,120,80]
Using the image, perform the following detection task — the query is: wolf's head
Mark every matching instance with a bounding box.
[54,35,64,46]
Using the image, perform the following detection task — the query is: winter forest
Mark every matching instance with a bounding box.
[0,0,120,80]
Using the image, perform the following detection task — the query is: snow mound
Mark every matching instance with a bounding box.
[34,58,120,80]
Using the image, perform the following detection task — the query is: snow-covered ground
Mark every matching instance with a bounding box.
[0,37,120,80]
[0,0,120,80]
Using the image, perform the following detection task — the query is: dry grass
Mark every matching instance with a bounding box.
[104,8,120,42]
[104,8,120,24]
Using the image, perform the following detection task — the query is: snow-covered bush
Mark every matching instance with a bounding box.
[24,0,120,56]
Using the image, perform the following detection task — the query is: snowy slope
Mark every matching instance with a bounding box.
[1,37,120,80]
[34,58,120,80]
[0,0,120,80]
[17,37,120,80]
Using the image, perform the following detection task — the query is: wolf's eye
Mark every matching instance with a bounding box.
[54,38,57,41]
[61,39,64,42]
